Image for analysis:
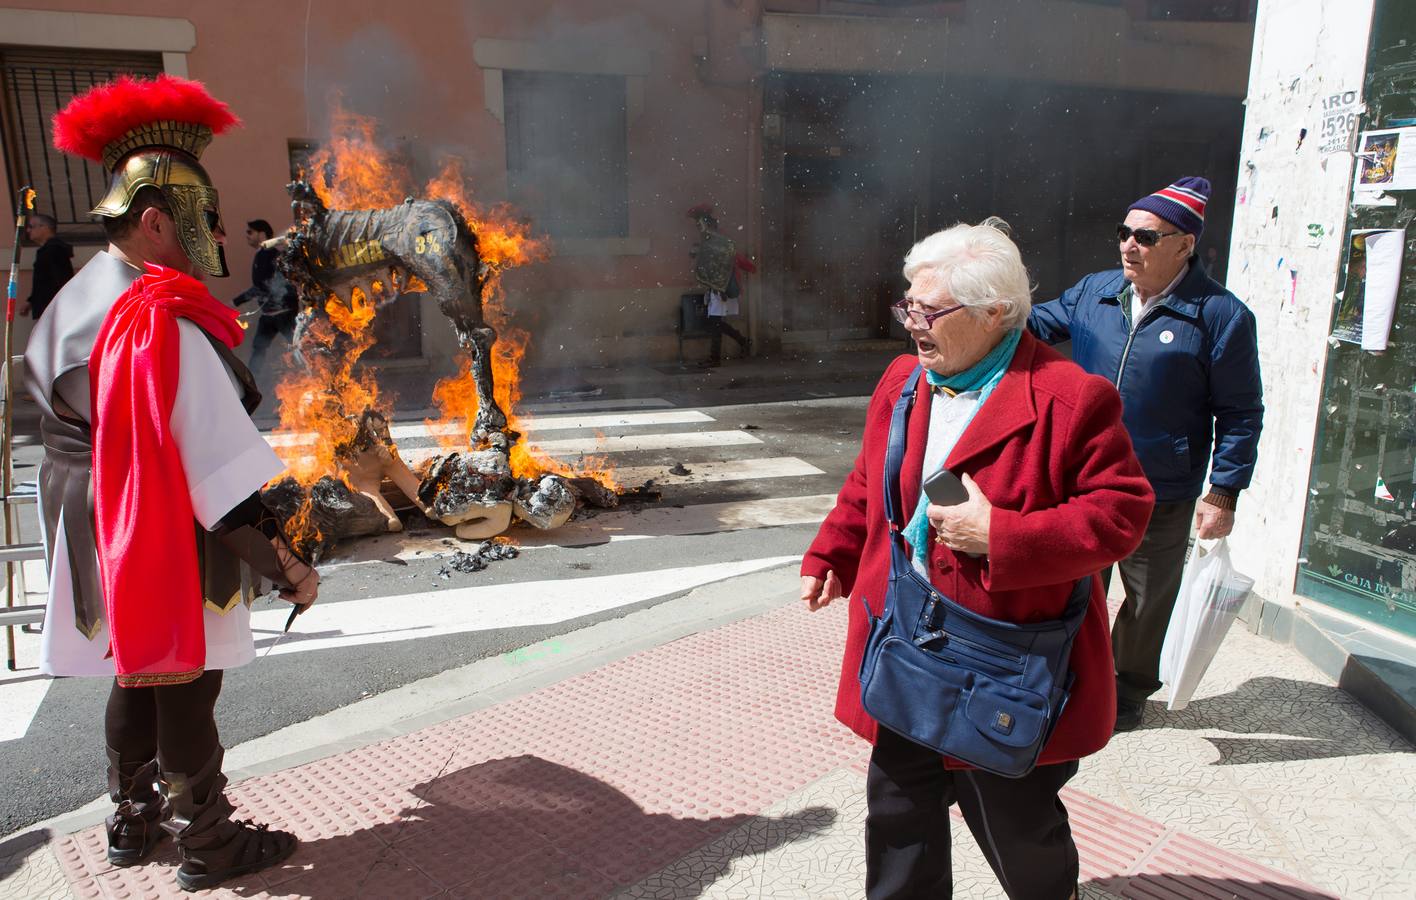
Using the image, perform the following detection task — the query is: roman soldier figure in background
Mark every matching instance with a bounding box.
[24,75,318,891]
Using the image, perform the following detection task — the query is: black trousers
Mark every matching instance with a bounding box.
[105,670,224,781]
[1109,499,1196,703]
[247,311,297,376]
[707,315,748,362]
[865,727,1079,899]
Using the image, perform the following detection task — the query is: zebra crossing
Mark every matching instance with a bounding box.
[301,396,837,567]
[0,395,846,744]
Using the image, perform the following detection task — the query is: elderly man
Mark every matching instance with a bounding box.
[19,212,74,320]
[1029,176,1263,732]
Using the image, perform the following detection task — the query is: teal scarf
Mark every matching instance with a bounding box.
[903,328,1022,568]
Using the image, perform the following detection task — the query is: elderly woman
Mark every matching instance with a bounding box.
[801,220,1153,899]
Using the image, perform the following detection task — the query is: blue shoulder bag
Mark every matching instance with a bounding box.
[858,366,1091,778]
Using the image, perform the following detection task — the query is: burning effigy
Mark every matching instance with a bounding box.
[261,107,619,556]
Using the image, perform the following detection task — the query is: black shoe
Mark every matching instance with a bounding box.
[1114,698,1144,733]
[698,358,721,369]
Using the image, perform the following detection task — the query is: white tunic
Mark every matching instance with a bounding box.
[38,320,286,677]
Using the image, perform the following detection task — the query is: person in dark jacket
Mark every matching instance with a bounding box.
[234,218,297,378]
[19,213,74,320]
[1028,176,1263,732]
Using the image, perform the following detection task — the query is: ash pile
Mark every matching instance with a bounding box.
[263,406,625,557]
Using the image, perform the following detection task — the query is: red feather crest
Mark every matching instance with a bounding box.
[52,74,240,164]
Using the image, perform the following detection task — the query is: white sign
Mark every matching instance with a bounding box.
[1319,89,1362,155]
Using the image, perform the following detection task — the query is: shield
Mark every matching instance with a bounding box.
[693,232,737,293]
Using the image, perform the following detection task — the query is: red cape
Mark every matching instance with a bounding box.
[90,264,245,687]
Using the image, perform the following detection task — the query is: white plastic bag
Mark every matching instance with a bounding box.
[1158,537,1255,710]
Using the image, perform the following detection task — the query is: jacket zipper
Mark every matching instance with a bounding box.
[1114,294,1172,390]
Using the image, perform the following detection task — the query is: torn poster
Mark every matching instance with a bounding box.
[1319,90,1362,155]
[1331,229,1405,350]
[1354,127,1416,203]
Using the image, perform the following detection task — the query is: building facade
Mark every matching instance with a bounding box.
[1,1,1255,374]
[1229,0,1416,643]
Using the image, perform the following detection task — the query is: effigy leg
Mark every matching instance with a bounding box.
[463,324,509,446]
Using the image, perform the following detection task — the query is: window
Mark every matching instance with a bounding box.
[504,70,628,239]
[0,47,163,240]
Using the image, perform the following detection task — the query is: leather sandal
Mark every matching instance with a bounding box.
[105,747,168,866]
[160,746,298,891]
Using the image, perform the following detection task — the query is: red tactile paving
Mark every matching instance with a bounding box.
[49,601,1335,899]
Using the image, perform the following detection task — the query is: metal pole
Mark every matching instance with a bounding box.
[4,186,34,670]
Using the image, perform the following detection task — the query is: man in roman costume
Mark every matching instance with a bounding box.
[24,74,318,891]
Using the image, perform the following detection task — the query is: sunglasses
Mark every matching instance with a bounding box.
[1117,223,1182,247]
[891,298,968,330]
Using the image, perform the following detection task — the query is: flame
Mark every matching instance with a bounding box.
[270,104,618,547]
[421,159,618,490]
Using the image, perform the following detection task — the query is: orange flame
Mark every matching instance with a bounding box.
[270,104,618,546]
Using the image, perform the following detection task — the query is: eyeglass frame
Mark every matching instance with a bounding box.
[1116,223,1183,248]
[891,297,970,330]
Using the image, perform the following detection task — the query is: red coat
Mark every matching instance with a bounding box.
[802,334,1154,765]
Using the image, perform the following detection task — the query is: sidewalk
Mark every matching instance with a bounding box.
[3,566,1413,899]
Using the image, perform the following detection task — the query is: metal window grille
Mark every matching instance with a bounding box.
[504,70,629,239]
[0,47,163,240]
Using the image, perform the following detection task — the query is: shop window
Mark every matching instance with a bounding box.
[1295,2,1416,636]
[504,70,628,239]
[0,47,163,240]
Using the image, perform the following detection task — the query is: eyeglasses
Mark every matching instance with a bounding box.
[891,298,968,330]
[1117,223,1182,247]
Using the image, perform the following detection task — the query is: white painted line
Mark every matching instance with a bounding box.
[613,457,824,486]
[517,494,835,547]
[252,556,799,658]
[387,409,713,440]
[275,429,766,469]
[323,494,836,568]
[527,430,762,455]
[267,409,713,447]
[520,397,673,414]
[0,677,51,743]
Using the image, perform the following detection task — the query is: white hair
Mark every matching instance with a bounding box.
[902,217,1034,329]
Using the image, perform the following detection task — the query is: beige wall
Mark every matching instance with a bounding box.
[1,1,1251,369]
[0,1,759,371]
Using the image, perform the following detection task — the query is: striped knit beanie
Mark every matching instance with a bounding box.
[1128,176,1209,237]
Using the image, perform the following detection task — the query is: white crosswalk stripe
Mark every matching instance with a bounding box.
[2,396,838,742]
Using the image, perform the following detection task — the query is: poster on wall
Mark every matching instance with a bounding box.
[1319,89,1362,155]
[1331,229,1405,351]
[1354,127,1416,203]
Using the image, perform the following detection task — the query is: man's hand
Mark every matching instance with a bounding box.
[928,472,991,556]
[1195,500,1235,540]
[272,536,320,607]
[801,570,843,612]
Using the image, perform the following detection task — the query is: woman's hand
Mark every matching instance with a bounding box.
[272,536,320,607]
[800,570,843,612]
[928,473,992,556]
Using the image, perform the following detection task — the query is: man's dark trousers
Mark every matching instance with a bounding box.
[1110,499,1197,703]
[247,311,297,376]
[865,727,1080,899]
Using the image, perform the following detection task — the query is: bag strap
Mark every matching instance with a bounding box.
[883,365,923,532]
[886,362,1093,631]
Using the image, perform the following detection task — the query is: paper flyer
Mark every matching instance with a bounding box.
[1331,229,1405,351]
[1354,127,1416,203]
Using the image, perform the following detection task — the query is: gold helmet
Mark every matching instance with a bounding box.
[53,75,241,277]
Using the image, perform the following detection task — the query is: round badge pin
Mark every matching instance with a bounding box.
[1160,330,1175,344]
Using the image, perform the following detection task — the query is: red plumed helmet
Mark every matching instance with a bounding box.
[52,74,240,169]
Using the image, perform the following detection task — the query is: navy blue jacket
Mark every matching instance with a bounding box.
[1028,260,1263,504]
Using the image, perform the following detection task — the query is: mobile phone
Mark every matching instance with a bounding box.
[923,469,968,506]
